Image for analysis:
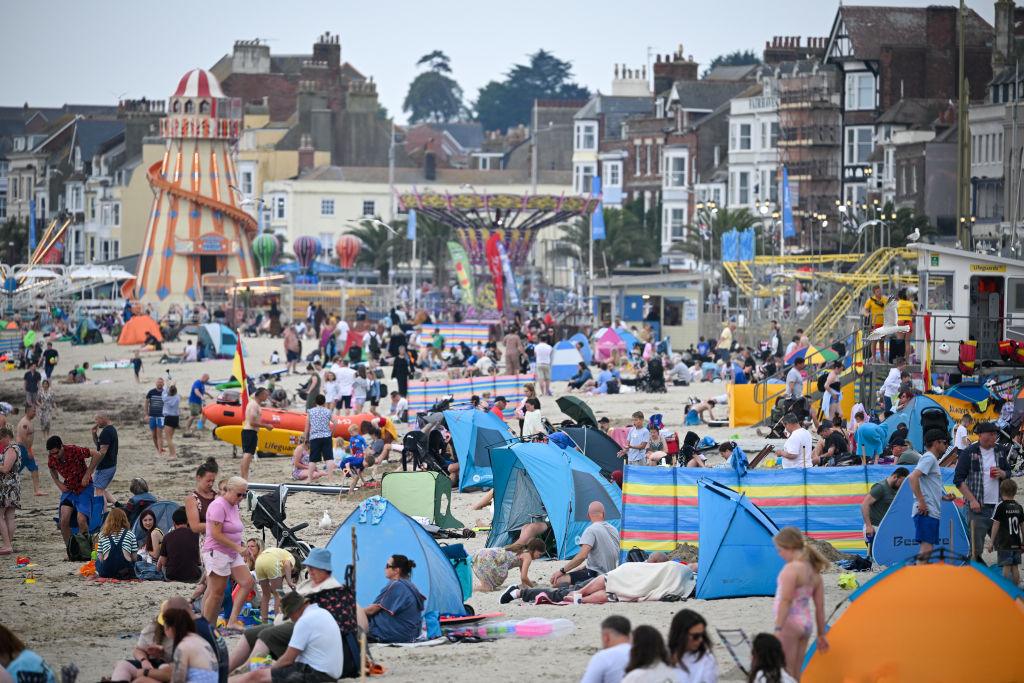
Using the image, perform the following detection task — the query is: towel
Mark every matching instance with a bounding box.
[358,496,388,525]
[604,562,695,602]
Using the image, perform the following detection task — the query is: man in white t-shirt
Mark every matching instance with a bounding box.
[231,591,342,682]
[776,413,813,468]
[579,615,631,683]
[533,339,553,397]
[334,317,350,343]
[334,359,357,415]
[388,391,409,422]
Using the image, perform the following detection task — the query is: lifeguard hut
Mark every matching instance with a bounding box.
[132,69,257,304]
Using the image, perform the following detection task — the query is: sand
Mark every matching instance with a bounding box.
[0,334,870,682]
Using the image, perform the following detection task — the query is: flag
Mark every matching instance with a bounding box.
[496,240,520,306]
[29,199,37,258]
[447,241,475,306]
[922,313,932,390]
[407,209,417,240]
[232,333,248,413]
[485,233,504,312]
[590,176,605,240]
[782,165,795,239]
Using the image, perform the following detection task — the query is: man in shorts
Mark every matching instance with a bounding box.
[548,501,619,587]
[908,429,955,559]
[46,435,104,549]
[144,377,166,454]
[533,337,553,397]
[23,363,41,408]
[91,412,119,510]
[241,388,270,480]
[16,404,43,496]
[186,373,211,436]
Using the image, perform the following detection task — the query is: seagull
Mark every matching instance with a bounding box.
[319,510,333,529]
[907,228,920,242]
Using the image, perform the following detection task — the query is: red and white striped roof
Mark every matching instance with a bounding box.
[172,69,225,99]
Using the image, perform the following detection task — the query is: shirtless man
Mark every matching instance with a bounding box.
[17,405,44,496]
[240,388,269,480]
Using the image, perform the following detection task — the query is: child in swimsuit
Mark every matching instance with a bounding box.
[772,526,829,680]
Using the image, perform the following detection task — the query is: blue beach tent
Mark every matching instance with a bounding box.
[444,408,513,491]
[325,496,466,616]
[944,383,991,405]
[568,333,593,365]
[197,323,238,359]
[551,340,585,381]
[881,395,954,452]
[617,328,641,353]
[871,477,968,567]
[487,442,623,560]
[696,479,784,599]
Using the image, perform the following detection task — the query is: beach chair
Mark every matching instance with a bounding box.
[716,628,753,676]
[747,444,775,469]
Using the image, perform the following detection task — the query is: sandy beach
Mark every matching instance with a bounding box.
[2,334,872,682]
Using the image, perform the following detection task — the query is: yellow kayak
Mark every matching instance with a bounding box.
[213,425,304,457]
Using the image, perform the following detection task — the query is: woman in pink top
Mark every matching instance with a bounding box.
[200,476,254,629]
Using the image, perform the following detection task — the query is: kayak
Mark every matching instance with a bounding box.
[214,380,241,390]
[202,405,398,440]
[213,425,303,457]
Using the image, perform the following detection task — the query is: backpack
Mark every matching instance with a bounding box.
[369,333,381,356]
[66,532,92,561]
[816,372,829,393]
[440,543,473,601]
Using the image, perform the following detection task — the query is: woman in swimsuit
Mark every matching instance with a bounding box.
[772,526,828,678]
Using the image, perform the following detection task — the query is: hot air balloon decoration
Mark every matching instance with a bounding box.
[293,236,321,272]
[252,233,279,274]
[335,235,361,269]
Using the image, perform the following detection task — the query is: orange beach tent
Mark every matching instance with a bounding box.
[118,315,163,345]
[802,561,1024,682]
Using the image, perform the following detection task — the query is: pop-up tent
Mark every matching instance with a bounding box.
[444,408,512,491]
[325,496,466,616]
[943,383,991,404]
[487,442,623,560]
[617,328,641,353]
[551,340,585,381]
[695,479,784,599]
[197,323,238,359]
[802,562,1024,681]
[381,471,463,529]
[118,315,162,345]
[568,333,592,365]
[559,426,623,475]
[131,500,180,539]
[594,328,626,362]
[880,395,954,452]
[73,317,103,345]
[872,478,968,566]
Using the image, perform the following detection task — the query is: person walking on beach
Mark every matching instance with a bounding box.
[91,412,119,510]
[132,350,143,383]
[37,379,55,438]
[23,364,41,408]
[908,429,956,558]
[283,324,301,375]
[391,346,411,398]
[144,377,165,455]
[41,342,58,380]
[201,476,254,629]
[240,388,269,480]
[16,405,43,497]
[534,336,553,396]
[186,373,210,436]
[503,328,524,375]
[0,427,21,555]
[772,527,828,679]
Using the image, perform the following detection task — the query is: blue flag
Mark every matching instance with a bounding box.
[592,203,606,241]
[721,229,739,262]
[739,228,755,261]
[29,199,37,257]
[782,165,795,239]
[407,209,417,240]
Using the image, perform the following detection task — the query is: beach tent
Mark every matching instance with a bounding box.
[487,442,623,560]
[695,480,784,599]
[617,328,641,353]
[551,340,585,381]
[559,426,623,475]
[131,500,180,539]
[118,315,162,345]
[802,562,1024,681]
[325,496,466,616]
[944,382,991,405]
[594,328,626,362]
[73,317,103,345]
[444,408,513,491]
[871,478,969,566]
[880,395,954,452]
[381,471,464,529]
[197,323,237,359]
[568,333,593,365]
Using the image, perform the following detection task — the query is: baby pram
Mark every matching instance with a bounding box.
[401,429,450,475]
[250,487,312,562]
[758,396,810,439]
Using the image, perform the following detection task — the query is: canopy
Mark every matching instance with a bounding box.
[197,323,237,359]
[444,408,513,491]
[556,396,598,428]
[880,395,955,452]
[551,340,585,381]
[559,426,623,475]
[118,315,162,345]
[487,442,622,559]
[568,333,593,365]
[594,328,626,362]
[381,471,463,529]
[785,344,837,365]
[325,497,466,616]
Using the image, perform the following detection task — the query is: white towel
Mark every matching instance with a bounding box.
[604,562,695,602]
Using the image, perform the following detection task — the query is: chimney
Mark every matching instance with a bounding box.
[298,134,315,174]
[312,31,341,68]
[653,45,698,94]
[994,0,1014,71]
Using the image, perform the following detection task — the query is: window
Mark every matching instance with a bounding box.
[319,232,332,258]
[112,203,120,227]
[910,165,917,194]
[574,164,596,194]
[645,144,652,176]
[604,161,622,187]
[240,170,253,195]
[666,208,686,239]
[361,200,375,217]
[769,122,779,148]
[665,155,687,188]
[274,196,286,219]
[925,273,954,310]
[88,237,96,263]
[101,204,111,226]
[89,196,96,219]
[321,199,335,216]
[845,72,876,110]
[997,132,1004,162]
[479,156,491,170]
[634,143,642,175]
[69,185,83,212]
[574,122,597,151]
[738,124,751,150]
[845,126,873,165]
[767,168,779,203]
[737,172,750,204]
[0,197,5,219]
[844,183,867,206]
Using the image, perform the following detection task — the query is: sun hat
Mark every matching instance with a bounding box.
[302,547,333,571]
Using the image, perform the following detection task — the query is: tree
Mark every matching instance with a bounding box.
[347,220,404,282]
[701,49,761,79]
[403,51,464,123]
[549,208,660,278]
[474,50,590,132]
[382,215,453,288]
[670,207,758,261]
[0,218,29,263]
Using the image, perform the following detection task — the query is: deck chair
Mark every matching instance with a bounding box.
[747,444,775,469]
[716,628,753,676]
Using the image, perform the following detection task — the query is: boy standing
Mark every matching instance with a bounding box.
[618,411,649,466]
[908,428,955,558]
[990,479,1023,586]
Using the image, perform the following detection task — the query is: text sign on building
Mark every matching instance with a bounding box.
[970,264,1006,273]
[175,233,234,255]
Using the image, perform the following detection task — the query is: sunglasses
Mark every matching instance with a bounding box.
[385,563,395,569]
[688,631,706,641]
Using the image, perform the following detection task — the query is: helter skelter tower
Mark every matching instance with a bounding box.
[133,68,257,303]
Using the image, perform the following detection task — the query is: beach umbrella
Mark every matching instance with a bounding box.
[335,235,361,269]
[556,396,599,429]
[252,234,279,272]
[293,236,321,271]
[786,344,838,365]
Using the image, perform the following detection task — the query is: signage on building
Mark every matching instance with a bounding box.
[930,255,940,266]
[969,263,1006,273]
[175,233,235,255]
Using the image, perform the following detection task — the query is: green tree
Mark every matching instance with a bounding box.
[382,215,453,287]
[0,218,29,263]
[474,50,590,132]
[701,49,761,78]
[670,206,758,261]
[403,51,465,123]
[347,220,404,282]
[550,208,660,277]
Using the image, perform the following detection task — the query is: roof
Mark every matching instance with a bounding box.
[671,80,752,111]
[575,94,653,138]
[704,64,760,81]
[295,164,571,186]
[877,98,947,127]
[72,119,126,160]
[434,121,484,150]
[830,5,992,62]
[173,69,225,98]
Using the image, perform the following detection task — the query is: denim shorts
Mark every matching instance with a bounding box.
[148,416,164,431]
[913,514,939,546]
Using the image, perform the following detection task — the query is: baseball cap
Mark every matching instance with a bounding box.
[923,428,949,446]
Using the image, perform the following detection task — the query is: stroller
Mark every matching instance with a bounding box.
[638,357,667,393]
[758,396,810,438]
[250,488,312,562]
[401,429,450,475]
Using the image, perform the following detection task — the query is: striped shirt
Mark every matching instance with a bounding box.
[98,530,138,556]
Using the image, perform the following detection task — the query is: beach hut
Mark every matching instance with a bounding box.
[118,315,162,345]
[695,480,784,599]
[871,479,969,566]
[568,332,593,365]
[551,340,585,381]
[487,442,623,560]
[802,562,1024,681]
[594,328,626,362]
[880,395,955,452]
[444,408,513,491]
[197,323,237,359]
[324,496,466,616]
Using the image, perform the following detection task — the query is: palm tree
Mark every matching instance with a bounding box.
[347,220,401,282]
[550,207,660,277]
[670,206,758,261]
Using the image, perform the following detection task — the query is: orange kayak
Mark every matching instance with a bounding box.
[202,404,397,440]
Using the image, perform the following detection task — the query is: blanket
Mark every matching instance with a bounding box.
[605,562,695,601]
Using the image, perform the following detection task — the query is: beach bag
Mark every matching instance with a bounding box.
[66,532,92,562]
[134,560,165,581]
[958,340,977,375]
[440,543,473,601]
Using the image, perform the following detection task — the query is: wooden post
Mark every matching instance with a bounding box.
[353,526,366,681]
